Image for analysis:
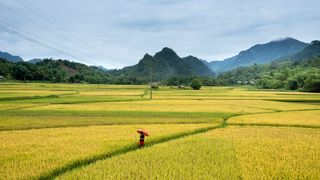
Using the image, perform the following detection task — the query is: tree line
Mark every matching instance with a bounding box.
[1,56,320,92]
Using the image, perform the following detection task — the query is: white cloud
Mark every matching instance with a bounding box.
[0,0,319,68]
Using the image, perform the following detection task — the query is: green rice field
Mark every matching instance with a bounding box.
[0,83,319,179]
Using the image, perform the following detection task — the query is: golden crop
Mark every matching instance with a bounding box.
[59,127,320,179]
[204,127,320,179]
[26,99,271,113]
[0,124,214,179]
[0,83,319,179]
[229,110,320,127]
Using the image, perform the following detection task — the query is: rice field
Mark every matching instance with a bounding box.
[0,83,319,179]
[0,124,216,179]
[59,127,320,179]
[229,110,320,127]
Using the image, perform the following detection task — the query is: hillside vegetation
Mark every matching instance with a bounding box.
[206,37,308,72]
[109,47,212,82]
[0,47,212,84]
[218,41,320,92]
[0,40,319,92]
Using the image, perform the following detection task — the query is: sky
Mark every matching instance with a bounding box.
[0,0,320,68]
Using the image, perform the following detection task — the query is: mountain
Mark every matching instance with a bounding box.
[217,40,320,91]
[90,65,110,72]
[207,37,309,72]
[291,40,320,61]
[182,56,213,76]
[97,66,110,71]
[27,58,43,64]
[0,58,108,83]
[111,47,212,82]
[0,51,23,62]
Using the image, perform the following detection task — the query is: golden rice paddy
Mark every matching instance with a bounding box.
[0,83,319,179]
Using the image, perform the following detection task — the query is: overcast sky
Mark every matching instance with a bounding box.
[0,0,319,68]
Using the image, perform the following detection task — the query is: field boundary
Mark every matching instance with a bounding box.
[229,123,320,129]
[0,110,230,131]
[224,108,320,129]
[0,94,60,101]
[38,125,220,180]
[0,122,221,132]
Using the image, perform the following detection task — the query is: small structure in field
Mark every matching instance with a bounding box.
[0,75,4,81]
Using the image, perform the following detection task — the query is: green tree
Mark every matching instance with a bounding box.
[191,79,202,90]
[286,79,298,90]
[13,64,29,81]
[304,80,320,92]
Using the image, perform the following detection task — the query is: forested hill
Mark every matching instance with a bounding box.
[0,41,319,92]
[0,51,23,62]
[0,47,213,84]
[0,58,110,83]
[218,40,320,92]
[206,37,308,72]
[109,47,212,82]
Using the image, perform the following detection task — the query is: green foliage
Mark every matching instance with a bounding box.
[0,58,112,84]
[218,56,320,92]
[216,42,320,92]
[304,80,320,92]
[0,41,320,90]
[286,79,298,90]
[108,48,212,83]
[191,79,202,90]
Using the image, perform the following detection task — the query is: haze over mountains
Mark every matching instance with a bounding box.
[0,51,23,63]
[217,40,320,91]
[205,37,309,72]
[0,37,317,79]
[0,37,319,91]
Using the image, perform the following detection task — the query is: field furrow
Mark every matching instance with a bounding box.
[0,124,218,179]
[58,126,320,179]
[0,83,319,179]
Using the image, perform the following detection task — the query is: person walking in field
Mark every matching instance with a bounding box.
[139,133,145,147]
[137,129,149,147]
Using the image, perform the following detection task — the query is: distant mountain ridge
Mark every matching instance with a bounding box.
[111,47,212,81]
[216,39,320,91]
[27,58,43,64]
[0,51,23,62]
[206,37,309,72]
[1,37,317,85]
[182,56,212,76]
[291,40,320,61]
[90,65,110,72]
[0,38,319,88]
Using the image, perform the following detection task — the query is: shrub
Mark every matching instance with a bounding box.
[191,79,202,90]
[151,84,159,90]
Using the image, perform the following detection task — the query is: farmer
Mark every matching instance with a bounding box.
[139,133,145,147]
[137,129,149,147]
